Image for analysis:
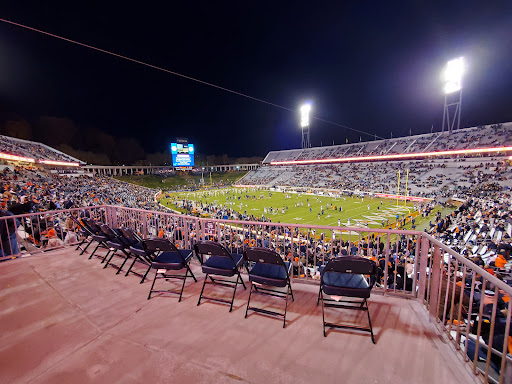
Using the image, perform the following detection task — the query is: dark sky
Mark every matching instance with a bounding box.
[1,1,511,157]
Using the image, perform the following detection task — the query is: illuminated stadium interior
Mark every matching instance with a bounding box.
[1,4,512,383]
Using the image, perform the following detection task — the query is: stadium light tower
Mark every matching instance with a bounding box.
[442,57,464,133]
[300,103,312,149]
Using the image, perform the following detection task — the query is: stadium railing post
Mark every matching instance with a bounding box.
[428,244,442,320]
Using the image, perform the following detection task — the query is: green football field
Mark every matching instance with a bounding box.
[158,188,448,237]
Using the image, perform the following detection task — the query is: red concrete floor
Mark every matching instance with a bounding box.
[0,247,478,384]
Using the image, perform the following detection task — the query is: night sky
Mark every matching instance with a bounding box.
[1,1,511,158]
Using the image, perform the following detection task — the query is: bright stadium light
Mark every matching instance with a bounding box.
[443,57,464,94]
[300,103,312,149]
[0,152,35,163]
[442,57,464,133]
[39,160,80,167]
[300,103,312,128]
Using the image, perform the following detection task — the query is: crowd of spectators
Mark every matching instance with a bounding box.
[428,182,512,263]
[239,157,512,198]
[0,166,164,257]
[423,181,512,376]
[1,166,159,213]
[262,123,512,164]
[0,135,82,163]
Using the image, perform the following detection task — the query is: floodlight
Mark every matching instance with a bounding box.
[443,57,464,94]
[0,152,35,163]
[300,103,312,128]
[39,160,79,166]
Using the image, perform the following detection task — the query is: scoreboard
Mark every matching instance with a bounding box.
[170,143,195,167]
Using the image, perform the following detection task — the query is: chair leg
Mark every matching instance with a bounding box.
[237,271,246,290]
[103,249,116,268]
[283,285,290,328]
[289,282,295,302]
[229,275,240,312]
[116,255,130,274]
[365,299,376,344]
[125,257,139,276]
[321,289,326,337]
[80,239,92,255]
[186,264,197,282]
[245,284,254,319]
[101,248,112,264]
[147,269,158,300]
[317,287,321,306]
[140,265,152,284]
[197,274,208,306]
[178,270,188,302]
[76,237,87,252]
[89,242,101,259]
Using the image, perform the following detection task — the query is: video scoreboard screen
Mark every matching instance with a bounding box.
[170,143,195,167]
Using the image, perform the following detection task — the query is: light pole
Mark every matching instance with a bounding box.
[300,103,312,149]
[442,57,464,133]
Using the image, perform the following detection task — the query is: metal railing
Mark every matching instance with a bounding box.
[418,233,512,383]
[0,206,105,260]
[1,204,511,382]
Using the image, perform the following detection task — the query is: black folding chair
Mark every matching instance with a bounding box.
[70,215,96,255]
[244,247,294,328]
[194,241,246,312]
[145,238,197,301]
[99,224,132,272]
[317,256,378,343]
[82,218,112,259]
[118,227,151,279]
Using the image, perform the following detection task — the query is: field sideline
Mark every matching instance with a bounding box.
[159,188,447,232]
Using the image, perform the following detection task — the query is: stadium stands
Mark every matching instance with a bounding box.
[238,157,512,197]
[262,123,512,164]
[0,135,84,164]
[2,124,512,383]
[1,166,160,213]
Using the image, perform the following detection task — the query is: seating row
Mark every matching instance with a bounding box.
[72,217,379,342]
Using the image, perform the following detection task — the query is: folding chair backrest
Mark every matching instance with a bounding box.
[83,218,102,234]
[194,241,235,266]
[99,223,118,239]
[245,247,285,267]
[69,215,88,233]
[119,227,142,246]
[245,247,290,281]
[322,256,377,282]
[120,227,140,242]
[143,237,180,254]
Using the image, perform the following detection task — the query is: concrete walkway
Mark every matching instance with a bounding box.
[0,247,478,384]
